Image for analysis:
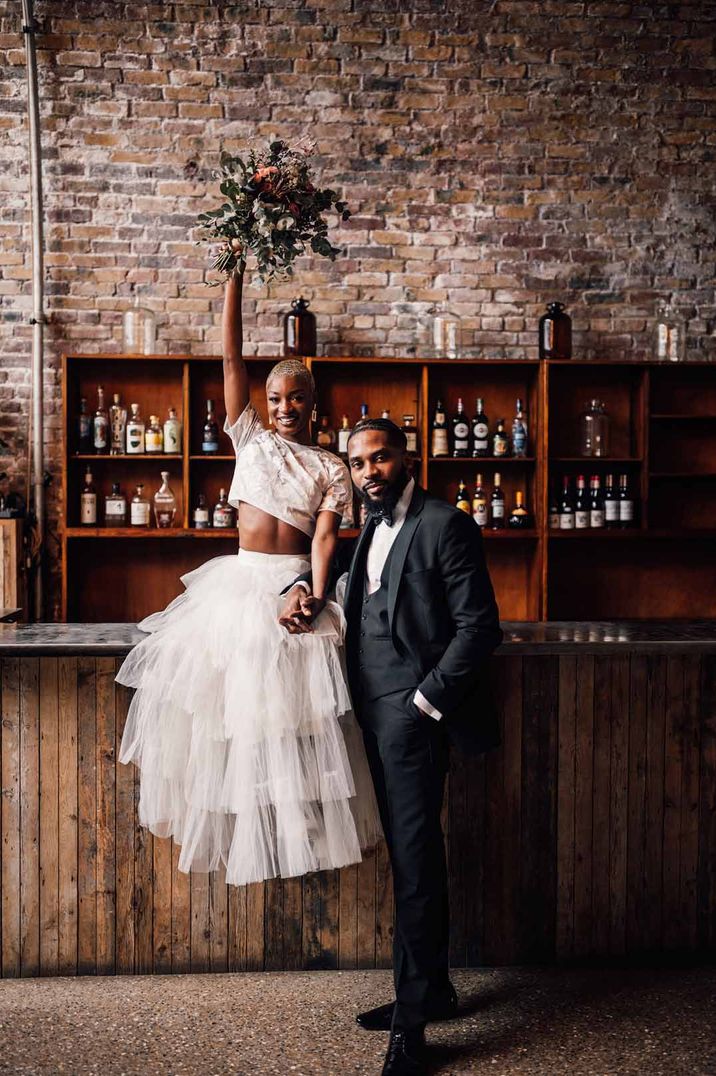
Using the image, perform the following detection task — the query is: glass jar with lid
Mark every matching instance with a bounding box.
[579,399,610,457]
[123,289,157,354]
[653,300,686,362]
[432,305,462,357]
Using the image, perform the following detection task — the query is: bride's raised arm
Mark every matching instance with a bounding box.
[222,271,249,426]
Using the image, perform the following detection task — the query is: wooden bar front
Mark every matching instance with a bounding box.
[2,628,715,977]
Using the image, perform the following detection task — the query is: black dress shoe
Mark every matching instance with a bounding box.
[381,1027,426,1076]
[357,984,458,1031]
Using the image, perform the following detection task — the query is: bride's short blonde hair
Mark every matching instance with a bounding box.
[266,359,315,397]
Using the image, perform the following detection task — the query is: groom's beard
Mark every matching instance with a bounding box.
[358,467,410,523]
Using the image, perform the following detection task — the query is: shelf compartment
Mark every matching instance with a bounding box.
[66,459,184,530]
[650,366,716,416]
[429,456,536,464]
[548,363,644,459]
[72,453,183,461]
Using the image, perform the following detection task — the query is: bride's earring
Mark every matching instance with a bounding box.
[311,404,318,423]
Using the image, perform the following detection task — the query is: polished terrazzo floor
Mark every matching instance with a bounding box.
[0,965,713,1075]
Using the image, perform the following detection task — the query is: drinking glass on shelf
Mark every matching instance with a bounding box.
[432,305,462,357]
[579,399,610,457]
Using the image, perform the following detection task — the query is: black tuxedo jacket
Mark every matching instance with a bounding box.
[317,484,503,755]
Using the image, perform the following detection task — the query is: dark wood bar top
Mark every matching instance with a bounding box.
[1,620,715,656]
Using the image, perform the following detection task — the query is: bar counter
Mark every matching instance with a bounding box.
[1,621,714,978]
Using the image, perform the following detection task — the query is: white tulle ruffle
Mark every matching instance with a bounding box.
[116,548,382,886]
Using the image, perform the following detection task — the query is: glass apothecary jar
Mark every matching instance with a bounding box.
[153,471,177,528]
[579,399,610,457]
[653,300,686,362]
[432,305,462,357]
[123,293,157,354]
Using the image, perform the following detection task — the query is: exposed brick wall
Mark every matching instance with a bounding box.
[1,0,714,618]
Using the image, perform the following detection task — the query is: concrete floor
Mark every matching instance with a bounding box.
[0,966,714,1075]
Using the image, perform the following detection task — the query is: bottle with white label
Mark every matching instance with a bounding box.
[202,400,219,454]
[145,415,163,454]
[559,476,575,529]
[511,398,528,458]
[618,474,634,528]
[471,398,489,457]
[549,482,560,529]
[93,385,109,454]
[338,414,351,457]
[153,472,176,528]
[109,393,127,455]
[472,474,488,528]
[130,483,150,527]
[493,418,509,458]
[401,415,419,455]
[104,482,127,526]
[451,398,470,458]
[574,474,589,529]
[193,493,210,529]
[589,475,605,528]
[163,407,182,454]
[431,400,449,458]
[213,488,235,529]
[490,472,505,530]
[126,403,145,455]
[604,474,619,529]
[80,466,97,526]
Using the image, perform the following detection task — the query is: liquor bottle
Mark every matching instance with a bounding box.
[574,474,589,529]
[153,472,176,528]
[338,415,351,457]
[93,385,109,454]
[455,480,471,514]
[539,301,572,360]
[549,482,560,529]
[511,398,528,458]
[431,400,449,458]
[130,483,150,527]
[193,493,210,529]
[381,408,391,420]
[80,466,96,526]
[104,482,127,526]
[401,415,418,455]
[490,472,505,529]
[126,403,145,455]
[589,475,605,529]
[508,491,534,529]
[472,473,488,528]
[604,473,619,529]
[356,402,369,427]
[471,397,489,458]
[145,414,163,454]
[559,476,575,529]
[618,473,634,528]
[202,399,219,454]
[316,415,337,451]
[213,488,235,528]
[493,418,509,458]
[77,397,92,454]
[109,393,127,455]
[451,397,470,458]
[163,407,182,454]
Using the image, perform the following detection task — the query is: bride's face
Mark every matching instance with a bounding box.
[266,374,313,440]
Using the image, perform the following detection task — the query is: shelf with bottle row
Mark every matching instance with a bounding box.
[548,528,716,539]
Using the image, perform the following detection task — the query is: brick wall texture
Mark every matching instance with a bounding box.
[0,0,715,617]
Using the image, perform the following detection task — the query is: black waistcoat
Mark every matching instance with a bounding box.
[348,538,417,702]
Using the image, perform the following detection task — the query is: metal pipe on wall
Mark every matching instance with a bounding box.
[21,0,45,620]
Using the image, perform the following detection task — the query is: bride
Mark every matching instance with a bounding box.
[115,273,381,886]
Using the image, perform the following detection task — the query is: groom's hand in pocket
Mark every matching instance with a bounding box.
[279,585,322,634]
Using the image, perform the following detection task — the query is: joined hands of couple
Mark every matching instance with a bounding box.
[278,586,326,634]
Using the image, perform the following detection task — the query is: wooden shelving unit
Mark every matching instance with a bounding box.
[62,354,716,622]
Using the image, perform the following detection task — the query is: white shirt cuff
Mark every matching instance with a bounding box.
[292,580,311,593]
[414,689,442,721]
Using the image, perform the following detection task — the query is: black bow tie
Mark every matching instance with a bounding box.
[368,505,394,527]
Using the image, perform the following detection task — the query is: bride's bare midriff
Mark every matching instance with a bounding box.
[238,502,312,555]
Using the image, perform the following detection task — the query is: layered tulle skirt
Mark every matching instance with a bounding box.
[115,548,382,886]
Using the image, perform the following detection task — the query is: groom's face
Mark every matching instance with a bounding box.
[347,429,405,503]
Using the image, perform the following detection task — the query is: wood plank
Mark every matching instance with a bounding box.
[644,656,667,949]
[1,658,21,976]
[320,868,340,969]
[608,655,629,956]
[20,658,40,976]
[281,875,303,972]
[301,872,322,970]
[591,656,611,954]
[355,847,376,969]
[338,864,358,969]
[573,655,594,958]
[374,839,393,969]
[626,655,648,953]
[246,881,265,971]
[171,843,191,972]
[114,668,135,974]
[190,869,211,973]
[58,658,78,974]
[264,876,284,972]
[133,793,154,975]
[96,658,116,973]
[152,831,172,974]
[662,656,684,951]
[697,656,716,953]
[556,655,577,960]
[680,655,701,950]
[227,880,247,972]
[209,870,229,972]
[77,658,97,974]
[39,659,60,975]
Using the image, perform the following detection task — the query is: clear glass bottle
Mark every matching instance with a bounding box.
[104,482,127,526]
[193,493,210,529]
[80,466,97,526]
[579,399,610,457]
[432,305,462,357]
[145,414,163,454]
[212,488,235,529]
[163,407,182,454]
[123,292,157,354]
[130,483,150,527]
[654,300,686,362]
[153,472,176,528]
[338,414,351,457]
[109,393,127,455]
[126,403,145,455]
[93,385,108,454]
[316,416,337,451]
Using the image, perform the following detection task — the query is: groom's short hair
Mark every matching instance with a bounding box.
[347,417,407,452]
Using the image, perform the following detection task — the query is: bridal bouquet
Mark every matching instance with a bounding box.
[198,138,351,285]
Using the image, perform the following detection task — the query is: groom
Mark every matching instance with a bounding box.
[279,418,503,1076]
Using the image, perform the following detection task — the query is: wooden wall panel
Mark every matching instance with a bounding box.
[2,652,716,978]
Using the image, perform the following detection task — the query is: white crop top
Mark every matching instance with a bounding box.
[224,403,354,537]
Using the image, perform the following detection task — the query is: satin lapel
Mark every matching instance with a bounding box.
[387,485,426,631]
[345,517,376,615]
